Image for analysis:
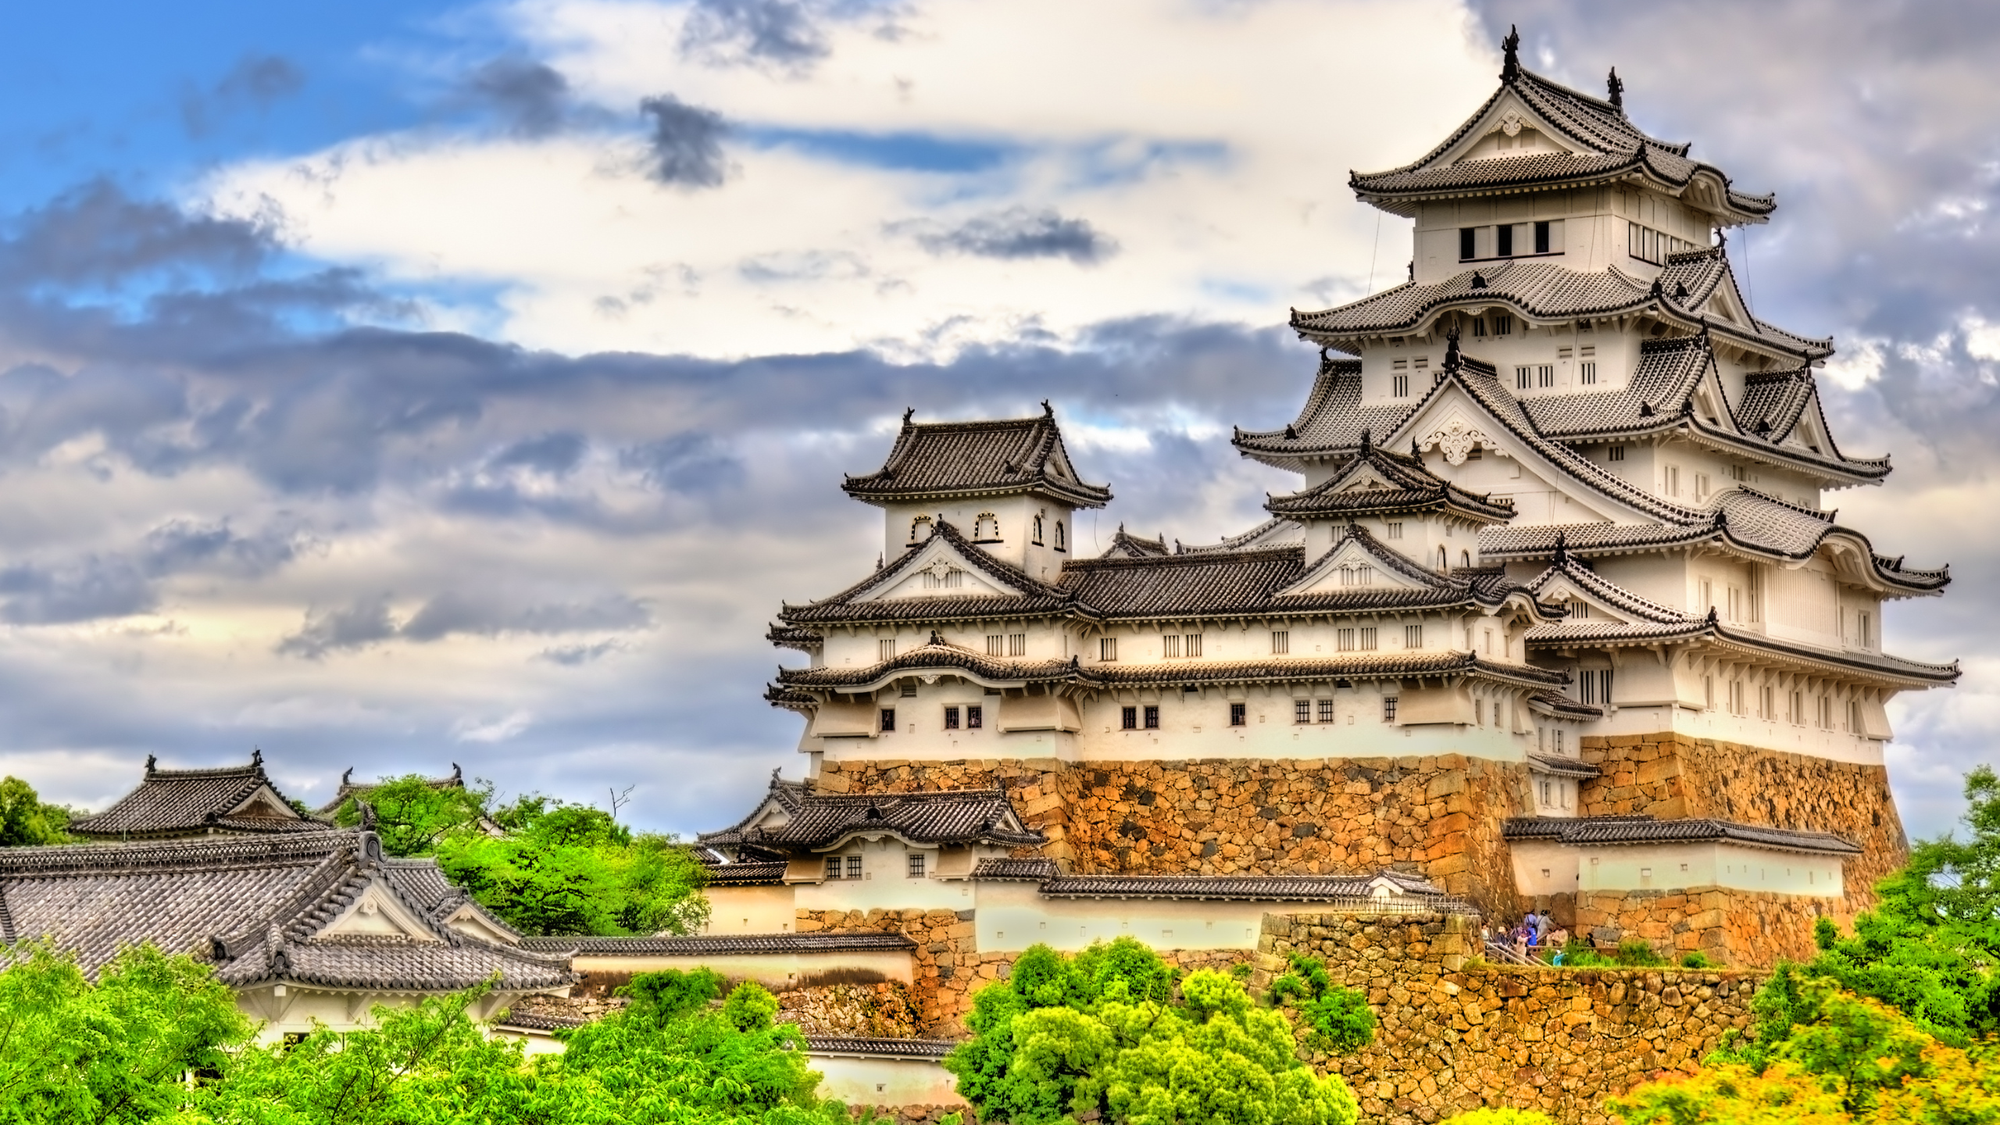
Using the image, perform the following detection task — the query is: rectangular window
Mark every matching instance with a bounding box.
[1229,702,1247,727]
[1360,627,1378,651]
[1579,669,1614,706]
[880,707,897,733]
[1569,599,1590,620]
[900,681,916,697]
[1537,364,1554,388]
[1494,315,1512,335]
[1294,700,1311,724]
[908,853,926,878]
[1516,365,1533,390]
[1143,705,1160,730]
[967,705,983,729]
[1271,630,1290,655]
[1393,374,1409,398]
[1533,220,1551,254]
[1382,696,1398,723]
[878,639,896,662]
[1700,578,1714,611]
[1819,695,1833,729]
[846,855,862,879]
[986,634,1004,656]
[1558,347,1573,361]
[1121,706,1138,730]
[1386,522,1403,539]
[1730,680,1745,716]
[1459,227,1476,260]
[1336,627,1356,651]
[1695,473,1711,501]
[1579,361,1596,385]
[1318,699,1335,723]
[1185,634,1203,658]
[1790,690,1804,725]
[1554,729,1565,752]
[1846,699,1863,733]
[1608,445,1625,462]
[1496,223,1514,257]
[1704,675,1715,710]
[825,856,843,880]
[1163,634,1182,659]
[1760,685,1775,720]
[1405,624,1424,649]
[1859,611,1873,648]
[1666,466,1681,496]
[1101,637,1118,661]
[943,706,960,730]
[1009,633,1027,657]
[1471,316,1487,337]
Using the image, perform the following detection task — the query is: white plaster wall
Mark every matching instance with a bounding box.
[974,882,1266,952]
[570,949,913,989]
[705,885,799,934]
[879,495,1076,581]
[812,1054,965,1109]
[795,840,978,913]
[1577,841,1842,897]
[1594,703,1886,765]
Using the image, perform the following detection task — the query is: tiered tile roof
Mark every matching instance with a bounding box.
[1503,815,1861,855]
[697,782,1045,852]
[70,752,325,840]
[1349,65,1773,222]
[1264,440,1516,522]
[779,519,1072,626]
[841,405,1112,508]
[0,830,572,993]
[967,859,1470,911]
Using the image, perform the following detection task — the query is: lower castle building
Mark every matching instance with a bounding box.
[698,33,1956,1041]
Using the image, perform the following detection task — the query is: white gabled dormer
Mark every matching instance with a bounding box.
[321,881,444,943]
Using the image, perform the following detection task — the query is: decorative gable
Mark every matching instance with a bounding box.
[1280,534,1437,598]
[1446,93,1586,165]
[856,536,1022,602]
[227,786,301,822]
[321,881,444,943]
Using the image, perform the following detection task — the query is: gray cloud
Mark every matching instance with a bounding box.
[679,0,829,70]
[275,596,398,659]
[619,433,747,493]
[490,432,588,476]
[462,59,576,138]
[181,55,305,138]
[638,95,728,188]
[401,592,650,642]
[0,557,153,624]
[903,207,1118,264]
[537,640,625,666]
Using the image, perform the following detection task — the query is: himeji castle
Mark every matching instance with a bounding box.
[696,28,1956,1032]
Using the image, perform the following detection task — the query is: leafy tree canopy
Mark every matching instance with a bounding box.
[944,938,1361,1125]
[0,776,72,846]
[331,776,709,938]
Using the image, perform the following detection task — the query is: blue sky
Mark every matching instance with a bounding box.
[0,0,1993,844]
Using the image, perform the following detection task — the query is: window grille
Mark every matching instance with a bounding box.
[1405,624,1424,649]
[1270,630,1289,654]
[846,856,862,879]
[1163,635,1182,659]
[1101,637,1118,661]
[1317,699,1334,723]
[1336,628,1356,651]
[943,706,959,730]
[1294,700,1311,724]
[879,639,896,661]
[1360,627,1377,650]
[967,705,982,729]
[907,854,926,878]
[1143,705,1160,730]
[1385,522,1403,539]
[1608,445,1625,462]
[1229,703,1246,727]
[1009,633,1027,657]
[986,635,1004,656]
[1537,364,1554,388]
[1393,374,1409,398]
[1121,706,1138,730]
[1516,366,1533,390]
[825,856,843,880]
[1185,634,1202,658]
[1382,697,1398,722]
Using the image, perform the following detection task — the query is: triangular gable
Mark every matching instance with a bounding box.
[1280,528,1446,598]
[320,879,446,943]
[1440,88,1590,165]
[1387,379,1633,525]
[443,902,519,946]
[1526,558,1691,626]
[852,533,1024,603]
[227,785,305,822]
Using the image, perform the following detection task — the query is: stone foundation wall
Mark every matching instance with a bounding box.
[798,908,980,1034]
[1260,912,1763,1125]
[818,756,1534,916]
[1579,733,1907,913]
[1558,888,1827,967]
[776,982,921,1039]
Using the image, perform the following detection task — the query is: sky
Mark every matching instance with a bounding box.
[0,0,1994,839]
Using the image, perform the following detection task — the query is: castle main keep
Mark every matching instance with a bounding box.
[696,32,1956,1031]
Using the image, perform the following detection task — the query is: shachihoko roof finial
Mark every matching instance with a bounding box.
[1041,399,1053,417]
[1443,324,1462,373]
[901,406,915,425]
[1607,67,1624,111]
[144,754,156,776]
[1554,532,1569,566]
[251,746,263,767]
[1501,25,1521,83]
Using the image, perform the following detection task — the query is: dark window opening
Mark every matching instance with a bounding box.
[1459,227,1476,260]
[1496,224,1514,257]
[967,705,983,729]
[1471,316,1487,337]
[1143,705,1160,729]
[1229,702,1246,727]
[1534,220,1551,254]
[880,708,896,733]
[846,855,862,878]
[943,706,960,730]
[825,856,843,880]
[1121,706,1138,730]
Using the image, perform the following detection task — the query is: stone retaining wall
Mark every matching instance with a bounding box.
[776,982,920,1039]
[1260,912,1762,1125]
[1557,887,1826,967]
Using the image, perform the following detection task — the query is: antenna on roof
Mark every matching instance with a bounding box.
[1500,25,1521,83]
[1607,67,1624,111]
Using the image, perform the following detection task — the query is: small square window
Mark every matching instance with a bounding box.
[1143,705,1160,730]
[967,705,983,729]
[1229,703,1246,727]
[846,855,862,879]
[1270,630,1290,655]
[1360,627,1378,650]
[1608,445,1626,462]
[1294,700,1311,724]
[1404,624,1424,649]
[1533,220,1551,254]
[879,707,896,733]
[1101,637,1119,661]
[1121,706,1138,730]
[1459,227,1476,260]
[825,856,843,880]
[908,853,926,878]
[986,634,1004,656]
[1318,699,1334,723]
[943,706,960,730]
[1009,633,1027,657]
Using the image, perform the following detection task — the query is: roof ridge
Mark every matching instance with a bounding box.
[1063,545,1305,570]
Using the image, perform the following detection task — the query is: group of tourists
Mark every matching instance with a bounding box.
[1483,910,1571,964]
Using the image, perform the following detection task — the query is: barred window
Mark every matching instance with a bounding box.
[1229,703,1246,727]
[1317,699,1334,723]
[879,639,896,661]
[846,855,862,879]
[943,706,960,730]
[1164,635,1182,659]
[1336,628,1356,651]
[1271,630,1289,654]
[908,853,926,878]
[1143,705,1160,730]
[1360,627,1378,650]
[1516,365,1533,391]
[1121,706,1138,730]
[1393,374,1409,398]
[1009,633,1027,657]
[825,856,843,880]
[1185,634,1203,658]
[1537,364,1554,388]
[1101,637,1118,661]
[1294,700,1311,724]
[986,634,1004,656]
[967,705,983,729]
[1382,696,1398,722]
[1404,624,1424,649]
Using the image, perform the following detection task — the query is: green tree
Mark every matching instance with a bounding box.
[328,774,494,857]
[0,777,71,846]
[944,939,1360,1125]
[1267,953,1377,1054]
[1784,766,2000,1044]
[0,942,250,1124]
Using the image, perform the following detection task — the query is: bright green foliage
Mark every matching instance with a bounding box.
[1781,767,2000,1044]
[1438,1110,1555,1125]
[1556,937,1670,969]
[0,942,249,1124]
[1612,987,2000,1123]
[1681,951,1719,970]
[944,939,1359,1125]
[335,777,709,938]
[1266,953,1377,1053]
[0,776,71,846]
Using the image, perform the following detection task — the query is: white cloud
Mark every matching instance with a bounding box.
[453,709,536,742]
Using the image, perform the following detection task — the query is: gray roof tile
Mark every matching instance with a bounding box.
[521,932,917,956]
[70,754,323,839]
[842,408,1111,508]
[1503,815,1860,855]
[697,785,1045,850]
